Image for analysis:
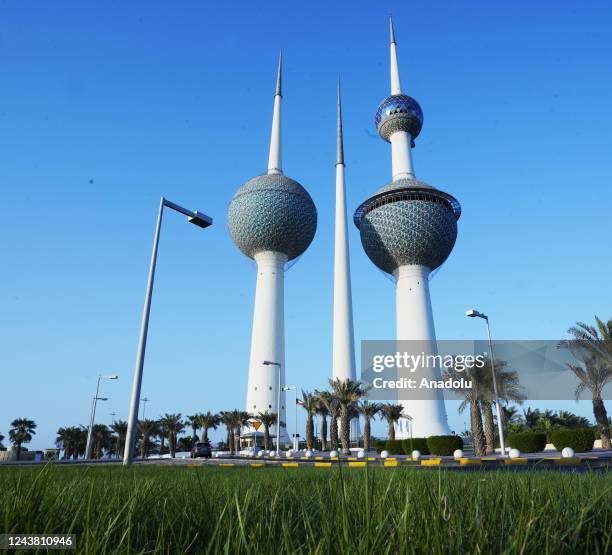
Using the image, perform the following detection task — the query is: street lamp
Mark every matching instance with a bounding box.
[283,385,297,451]
[140,397,150,420]
[466,309,506,457]
[85,374,118,460]
[123,197,213,466]
[263,360,282,452]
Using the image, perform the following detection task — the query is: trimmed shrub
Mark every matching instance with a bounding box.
[401,438,430,456]
[551,428,595,452]
[385,440,405,455]
[427,435,464,456]
[506,432,547,453]
[374,440,387,453]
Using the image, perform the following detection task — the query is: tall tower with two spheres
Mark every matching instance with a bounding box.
[227,53,318,444]
[353,18,461,437]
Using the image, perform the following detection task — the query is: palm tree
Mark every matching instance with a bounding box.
[8,418,36,460]
[567,355,611,448]
[198,412,221,444]
[317,391,340,451]
[256,411,277,450]
[111,420,128,458]
[159,414,185,457]
[56,426,82,459]
[219,411,235,453]
[157,418,167,455]
[478,357,526,453]
[330,379,369,454]
[186,414,200,445]
[563,316,612,449]
[523,407,541,430]
[234,410,251,451]
[358,400,382,452]
[315,393,329,451]
[299,390,319,451]
[380,404,403,441]
[91,424,111,459]
[444,361,490,456]
[137,419,159,459]
[0,432,5,450]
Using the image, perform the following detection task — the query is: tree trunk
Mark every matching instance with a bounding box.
[330,415,338,451]
[470,399,486,456]
[482,401,495,454]
[160,434,165,455]
[140,437,147,459]
[320,415,328,451]
[306,414,314,451]
[203,428,209,443]
[363,417,371,452]
[227,429,234,453]
[264,426,270,451]
[340,406,350,454]
[593,397,611,449]
[16,443,22,461]
[387,418,395,441]
[169,433,176,458]
[191,427,197,445]
[236,428,241,452]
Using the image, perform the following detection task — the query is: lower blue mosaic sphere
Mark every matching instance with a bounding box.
[355,179,459,274]
[227,173,317,261]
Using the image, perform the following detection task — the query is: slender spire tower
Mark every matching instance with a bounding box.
[228,52,317,447]
[332,81,359,439]
[354,18,461,437]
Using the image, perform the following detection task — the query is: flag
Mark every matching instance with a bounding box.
[296,399,304,407]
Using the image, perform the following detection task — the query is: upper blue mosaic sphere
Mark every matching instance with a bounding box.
[354,178,460,274]
[227,173,317,261]
[375,94,423,142]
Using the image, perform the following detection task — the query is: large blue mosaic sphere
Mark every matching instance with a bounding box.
[227,173,317,261]
[353,178,460,274]
[375,94,423,142]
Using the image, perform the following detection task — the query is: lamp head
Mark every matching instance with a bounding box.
[105,375,119,380]
[188,212,213,229]
[466,309,486,319]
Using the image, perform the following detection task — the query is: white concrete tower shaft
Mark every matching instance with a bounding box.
[245,51,289,445]
[389,17,450,438]
[333,81,360,440]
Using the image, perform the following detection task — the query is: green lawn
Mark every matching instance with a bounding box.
[1,464,610,554]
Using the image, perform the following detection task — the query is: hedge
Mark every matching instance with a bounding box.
[551,428,595,452]
[426,435,463,456]
[506,432,547,453]
[402,438,430,456]
[385,440,405,455]
[374,440,387,453]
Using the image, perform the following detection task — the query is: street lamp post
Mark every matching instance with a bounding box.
[85,374,118,460]
[466,309,506,457]
[263,360,282,452]
[123,197,212,466]
[283,385,297,451]
[140,397,150,420]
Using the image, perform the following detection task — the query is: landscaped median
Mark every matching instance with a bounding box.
[208,453,611,470]
[1,464,610,552]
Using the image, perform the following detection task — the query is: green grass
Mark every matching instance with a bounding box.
[1,464,610,554]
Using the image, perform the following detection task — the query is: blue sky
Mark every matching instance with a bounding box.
[1,2,611,450]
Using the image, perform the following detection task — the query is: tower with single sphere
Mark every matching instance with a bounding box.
[227,52,317,446]
[353,18,461,437]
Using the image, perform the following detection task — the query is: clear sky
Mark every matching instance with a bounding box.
[1,2,611,450]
